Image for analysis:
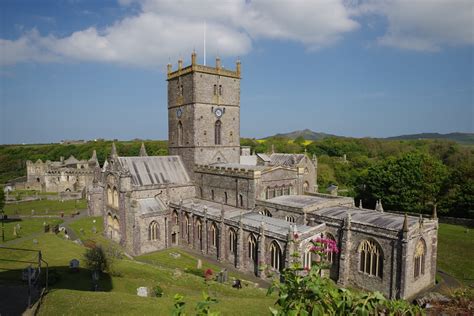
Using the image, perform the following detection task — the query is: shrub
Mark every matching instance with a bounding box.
[153,284,164,297]
[84,245,109,273]
[185,268,204,278]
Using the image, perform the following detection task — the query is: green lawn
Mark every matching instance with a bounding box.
[0,218,63,243]
[3,199,87,216]
[437,223,474,285]
[8,189,59,198]
[0,221,274,315]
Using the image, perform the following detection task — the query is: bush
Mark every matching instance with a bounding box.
[153,284,164,297]
[84,245,109,273]
[185,268,204,278]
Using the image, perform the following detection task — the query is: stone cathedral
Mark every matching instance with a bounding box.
[88,52,438,300]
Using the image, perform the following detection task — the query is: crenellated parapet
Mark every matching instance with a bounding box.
[167,52,241,80]
[194,164,261,179]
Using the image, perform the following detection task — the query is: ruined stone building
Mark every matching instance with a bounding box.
[89,53,438,299]
[21,151,99,193]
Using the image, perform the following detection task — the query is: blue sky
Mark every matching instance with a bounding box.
[1,0,473,144]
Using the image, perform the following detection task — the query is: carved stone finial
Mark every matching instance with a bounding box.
[432,203,438,219]
[403,213,409,232]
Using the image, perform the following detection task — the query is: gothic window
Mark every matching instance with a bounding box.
[229,228,237,255]
[224,192,228,204]
[177,121,183,146]
[184,215,190,243]
[265,187,270,199]
[148,221,159,241]
[211,222,218,247]
[359,240,383,278]
[285,216,295,223]
[303,181,309,191]
[113,187,119,208]
[172,210,179,225]
[414,239,426,279]
[325,233,336,264]
[107,186,113,205]
[248,235,257,261]
[239,194,244,207]
[270,241,282,271]
[112,216,120,231]
[211,189,215,201]
[195,219,203,250]
[303,246,316,269]
[270,188,275,199]
[219,84,223,95]
[215,120,222,145]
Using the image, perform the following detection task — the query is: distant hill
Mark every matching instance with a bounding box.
[264,129,474,145]
[265,129,339,140]
[386,132,474,145]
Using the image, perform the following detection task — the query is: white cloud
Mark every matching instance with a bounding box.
[352,0,474,51]
[0,0,357,66]
[1,0,472,66]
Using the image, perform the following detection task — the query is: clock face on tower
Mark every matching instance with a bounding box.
[214,108,223,118]
[176,108,183,118]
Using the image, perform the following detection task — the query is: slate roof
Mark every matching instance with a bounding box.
[270,153,306,167]
[136,197,167,215]
[256,153,271,162]
[118,156,191,186]
[179,198,316,236]
[266,195,331,208]
[316,206,420,231]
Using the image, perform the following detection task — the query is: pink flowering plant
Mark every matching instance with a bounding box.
[267,234,422,315]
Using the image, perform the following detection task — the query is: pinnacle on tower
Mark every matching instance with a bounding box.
[139,142,148,157]
[89,149,99,165]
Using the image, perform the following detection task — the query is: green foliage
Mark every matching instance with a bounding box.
[357,152,448,213]
[268,237,423,315]
[153,284,164,297]
[0,189,4,211]
[84,245,110,273]
[172,292,220,316]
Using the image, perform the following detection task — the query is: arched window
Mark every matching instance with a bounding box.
[414,239,426,279]
[285,216,295,223]
[224,192,228,204]
[265,187,270,199]
[228,228,237,255]
[303,181,309,191]
[359,240,383,278]
[325,233,337,264]
[177,121,183,146]
[107,214,113,229]
[211,189,215,201]
[248,235,257,261]
[107,186,113,205]
[149,221,159,241]
[184,214,190,243]
[270,241,282,271]
[112,216,120,230]
[113,187,119,208]
[239,194,244,207]
[215,120,222,145]
[172,210,179,225]
[196,219,203,250]
[303,246,315,269]
[210,222,218,247]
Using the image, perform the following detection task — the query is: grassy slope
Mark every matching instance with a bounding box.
[0,217,274,315]
[4,199,87,216]
[437,223,474,284]
[0,218,63,243]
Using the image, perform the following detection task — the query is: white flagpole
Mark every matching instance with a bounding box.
[204,21,207,66]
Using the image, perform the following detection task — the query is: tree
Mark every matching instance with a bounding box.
[84,246,109,272]
[357,152,448,213]
[0,189,4,211]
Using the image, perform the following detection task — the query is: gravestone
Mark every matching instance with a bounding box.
[197,259,202,269]
[13,226,17,237]
[92,226,97,234]
[137,287,148,297]
[69,259,80,272]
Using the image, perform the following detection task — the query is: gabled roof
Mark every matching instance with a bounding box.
[64,155,79,165]
[270,153,306,167]
[118,155,191,186]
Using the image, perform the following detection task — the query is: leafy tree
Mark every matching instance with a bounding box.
[0,189,4,211]
[357,152,448,213]
[84,245,110,273]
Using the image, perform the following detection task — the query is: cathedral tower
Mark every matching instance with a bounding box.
[167,52,241,176]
